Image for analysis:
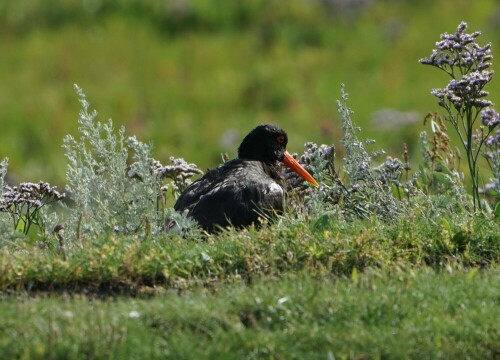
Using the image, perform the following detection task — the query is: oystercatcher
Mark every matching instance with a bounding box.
[174,124,318,232]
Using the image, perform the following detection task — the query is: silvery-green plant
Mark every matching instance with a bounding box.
[286,85,404,221]
[63,85,132,241]
[420,21,499,211]
[63,85,202,243]
[63,86,157,240]
[335,85,402,219]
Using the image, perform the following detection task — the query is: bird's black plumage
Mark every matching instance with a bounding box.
[174,124,316,232]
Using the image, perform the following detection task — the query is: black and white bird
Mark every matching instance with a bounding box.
[174,124,318,232]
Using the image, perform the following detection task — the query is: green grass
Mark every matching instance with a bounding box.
[0,214,498,358]
[0,214,498,293]
[0,269,498,359]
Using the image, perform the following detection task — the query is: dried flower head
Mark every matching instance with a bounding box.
[0,181,65,234]
[156,156,203,181]
[155,156,203,196]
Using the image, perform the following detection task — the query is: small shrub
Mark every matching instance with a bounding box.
[62,85,202,245]
[286,85,407,222]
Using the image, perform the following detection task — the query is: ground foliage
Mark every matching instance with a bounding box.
[0,79,498,297]
[0,19,499,359]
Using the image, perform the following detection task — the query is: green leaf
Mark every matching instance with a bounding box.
[433,172,453,186]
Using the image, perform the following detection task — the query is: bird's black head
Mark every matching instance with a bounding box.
[237,124,288,164]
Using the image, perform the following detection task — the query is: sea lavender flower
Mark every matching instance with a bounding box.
[157,156,203,181]
[481,108,500,128]
[481,125,500,195]
[420,21,492,74]
[430,71,493,112]
[155,156,203,196]
[420,21,496,211]
[0,181,65,234]
[284,142,335,190]
[484,129,500,148]
[128,154,203,200]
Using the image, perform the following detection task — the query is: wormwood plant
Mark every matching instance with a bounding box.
[420,21,500,211]
[285,85,407,222]
[336,85,403,218]
[63,85,201,244]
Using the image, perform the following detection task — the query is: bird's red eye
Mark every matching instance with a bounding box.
[277,136,285,144]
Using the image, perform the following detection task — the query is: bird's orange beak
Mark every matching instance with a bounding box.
[283,151,319,187]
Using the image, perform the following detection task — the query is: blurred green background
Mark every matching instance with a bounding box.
[1,0,499,186]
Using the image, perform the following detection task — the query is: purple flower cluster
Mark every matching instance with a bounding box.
[483,108,500,150]
[421,22,494,114]
[0,181,65,211]
[485,130,500,149]
[370,157,405,192]
[420,21,499,209]
[481,108,500,129]
[420,22,492,73]
[284,142,335,189]
[152,156,203,195]
[482,126,500,194]
[0,181,65,234]
[480,108,500,160]
[298,142,335,166]
[430,71,493,111]
[376,157,403,174]
[155,156,203,182]
[128,156,203,184]
[480,108,500,196]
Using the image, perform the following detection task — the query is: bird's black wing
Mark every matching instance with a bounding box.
[174,160,283,231]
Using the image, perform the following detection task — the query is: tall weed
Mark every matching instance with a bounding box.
[62,85,201,245]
